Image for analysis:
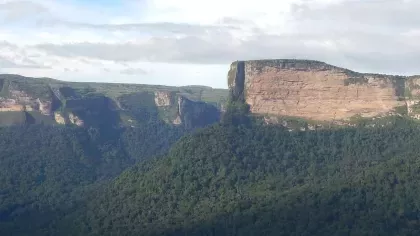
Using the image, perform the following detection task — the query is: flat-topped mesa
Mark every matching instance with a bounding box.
[228,59,420,121]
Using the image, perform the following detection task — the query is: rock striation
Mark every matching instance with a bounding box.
[228,59,420,121]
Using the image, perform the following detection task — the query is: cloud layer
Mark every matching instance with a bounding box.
[0,0,419,87]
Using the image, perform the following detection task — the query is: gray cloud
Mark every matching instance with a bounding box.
[0,56,48,69]
[41,20,239,36]
[292,0,420,32]
[35,36,237,64]
[64,68,79,72]
[0,1,237,37]
[0,57,20,68]
[0,41,50,69]
[33,29,420,75]
[120,68,148,75]
[0,1,236,36]
[15,0,420,75]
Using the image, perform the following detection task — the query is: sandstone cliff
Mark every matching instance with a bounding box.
[0,74,227,128]
[228,59,420,121]
[0,78,53,115]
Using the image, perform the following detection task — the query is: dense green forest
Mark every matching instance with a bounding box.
[0,122,187,235]
[3,109,420,235]
[35,116,420,236]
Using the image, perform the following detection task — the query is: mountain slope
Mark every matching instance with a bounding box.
[54,117,420,236]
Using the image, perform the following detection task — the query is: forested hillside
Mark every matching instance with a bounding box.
[0,122,187,235]
[3,99,420,235]
[45,116,420,236]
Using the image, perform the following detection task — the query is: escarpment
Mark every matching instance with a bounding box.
[0,74,226,128]
[0,80,53,115]
[228,59,420,121]
[152,91,220,128]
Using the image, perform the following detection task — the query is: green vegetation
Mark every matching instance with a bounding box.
[0,79,10,97]
[392,76,406,98]
[6,71,420,235]
[5,78,53,100]
[348,113,365,124]
[0,122,188,236]
[117,92,159,124]
[198,88,227,108]
[258,114,333,130]
[410,103,420,114]
[395,105,408,116]
[24,111,56,125]
[405,86,412,99]
[249,59,334,72]
[179,99,221,129]
[221,100,251,125]
[343,76,369,86]
[0,112,27,125]
[52,117,420,236]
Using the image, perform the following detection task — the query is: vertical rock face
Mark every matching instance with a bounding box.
[176,96,221,128]
[37,99,52,115]
[154,91,175,107]
[174,96,184,125]
[228,61,246,103]
[153,91,221,127]
[228,59,420,121]
[405,76,420,119]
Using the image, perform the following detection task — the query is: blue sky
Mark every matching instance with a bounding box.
[1,0,420,88]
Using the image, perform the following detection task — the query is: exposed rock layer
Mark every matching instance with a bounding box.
[0,74,226,127]
[0,90,52,114]
[228,59,420,121]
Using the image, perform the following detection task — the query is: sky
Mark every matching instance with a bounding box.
[0,0,419,88]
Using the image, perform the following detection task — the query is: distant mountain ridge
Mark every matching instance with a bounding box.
[0,74,228,128]
[6,58,420,129]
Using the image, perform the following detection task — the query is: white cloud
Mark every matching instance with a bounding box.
[0,0,420,88]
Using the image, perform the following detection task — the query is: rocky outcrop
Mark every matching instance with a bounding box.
[228,59,420,121]
[0,100,32,112]
[0,88,53,115]
[154,91,175,107]
[54,112,66,124]
[69,113,84,127]
[53,111,85,126]
[37,99,52,115]
[173,115,182,125]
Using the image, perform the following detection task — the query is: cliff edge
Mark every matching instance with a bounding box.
[228,59,420,121]
[0,74,227,128]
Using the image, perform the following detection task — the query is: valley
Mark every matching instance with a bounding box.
[1,60,420,235]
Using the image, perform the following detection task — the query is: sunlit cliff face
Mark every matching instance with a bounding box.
[228,60,420,121]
